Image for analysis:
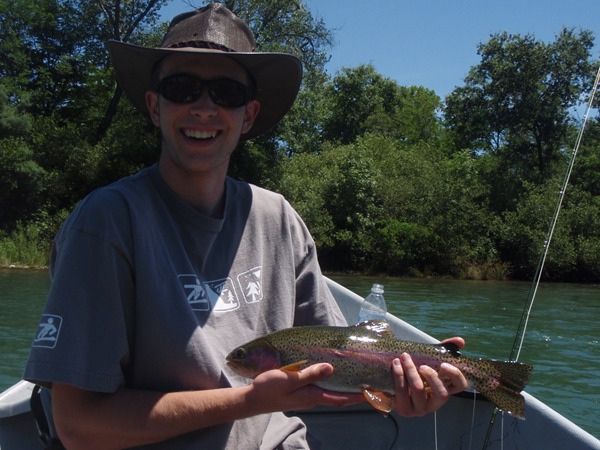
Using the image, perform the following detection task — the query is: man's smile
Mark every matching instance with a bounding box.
[183,129,219,140]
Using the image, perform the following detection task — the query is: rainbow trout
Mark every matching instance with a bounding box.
[226,321,533,418]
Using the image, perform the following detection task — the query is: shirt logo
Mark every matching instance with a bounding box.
[179,274,241,312]
[179,268,263,313]
[206,278,240,312]
[179,274,210,311]
[238,267,263,304]
[32,314,62,348]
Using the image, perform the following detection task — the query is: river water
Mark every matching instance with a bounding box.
[1,269,598,439]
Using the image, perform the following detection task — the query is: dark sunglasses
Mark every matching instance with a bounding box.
[156,74,252,108]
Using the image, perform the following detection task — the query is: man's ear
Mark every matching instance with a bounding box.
[241,100,261,135]
[145,91,161,127]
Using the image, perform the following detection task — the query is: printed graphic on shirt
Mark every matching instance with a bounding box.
[179,274,210,311]
[179,274,241,312]
[205,278,240,312]
[32,314,63,348]
[237,267,263,304]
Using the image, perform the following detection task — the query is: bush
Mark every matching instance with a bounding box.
[0,138,46,230]
[0,222,50,268]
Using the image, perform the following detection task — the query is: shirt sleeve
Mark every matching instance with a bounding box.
[24,192,136,393]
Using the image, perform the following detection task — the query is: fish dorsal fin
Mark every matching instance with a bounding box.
[440,342,461,356]
[355,320,396,339]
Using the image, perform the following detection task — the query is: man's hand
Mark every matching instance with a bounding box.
[390,337,469,417]
[247,363,364,414]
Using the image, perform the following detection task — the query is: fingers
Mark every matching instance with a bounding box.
[440,336,466,349]
[294,364,364,406]
[437,362,469,394]
[392,353,431,416]
[391,353,468,417]
[250,364,364,413]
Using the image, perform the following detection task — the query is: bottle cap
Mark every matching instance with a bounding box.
[371,283,384,294]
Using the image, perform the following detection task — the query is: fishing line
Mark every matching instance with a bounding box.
[468,391,477,450]
[500,412,504,450]
[481,63,600,449]
[433,411,438,450]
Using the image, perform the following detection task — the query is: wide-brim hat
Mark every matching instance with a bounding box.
[106,3,302,141]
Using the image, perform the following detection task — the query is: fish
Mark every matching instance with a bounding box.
[226,320,533,419]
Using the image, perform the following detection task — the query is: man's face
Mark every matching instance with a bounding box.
[145,53,260,178]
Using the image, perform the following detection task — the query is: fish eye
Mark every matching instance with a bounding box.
[233,348,247,360]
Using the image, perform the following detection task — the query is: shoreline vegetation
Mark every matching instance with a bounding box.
[0,223,512,281]
[0,223,50,270]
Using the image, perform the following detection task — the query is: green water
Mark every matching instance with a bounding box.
[1,270,598,439]
[0,269,50,390]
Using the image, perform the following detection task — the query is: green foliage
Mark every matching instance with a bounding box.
[224,0,333,72]
[280,134,497,276]
[221,0,337,181]
[0,139,46,230]
[0,222,51,268]
[445,28,595,188]
[0,0,598,281]
[0,84,32,137]
[493,180,600,281]
[571,118,600,196]
[322,65,443,146]
[278,68,331,155]
[279,151,336,248]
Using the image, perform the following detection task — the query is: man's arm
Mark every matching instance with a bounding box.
[52,340,468,449]
[52,363,363,450]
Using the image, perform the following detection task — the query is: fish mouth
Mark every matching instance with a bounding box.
[226,360,259,379]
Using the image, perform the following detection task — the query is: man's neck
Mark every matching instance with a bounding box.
[158,159,227,219]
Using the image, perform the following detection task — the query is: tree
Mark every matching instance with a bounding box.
[322,64,442,146]
[220,0,332,73]
[215,0,336,183]
[0,139,45,230]
[93,0,169,141]
[0,0,168,229]
[277,65,331,155]
[445,29,596,186]
[571,117,600,196]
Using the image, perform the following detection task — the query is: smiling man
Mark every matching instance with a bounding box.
[24,4,467,449]
[147,53,261,215]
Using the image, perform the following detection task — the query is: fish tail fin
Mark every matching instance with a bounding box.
[490,360,533,392]
[471,360,533,419]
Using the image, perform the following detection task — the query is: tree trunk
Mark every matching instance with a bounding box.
[95,84,123,144]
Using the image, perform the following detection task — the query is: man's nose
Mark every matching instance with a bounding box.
[190,90,218,116]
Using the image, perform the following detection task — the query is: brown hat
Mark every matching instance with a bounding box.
[106,3,302,141]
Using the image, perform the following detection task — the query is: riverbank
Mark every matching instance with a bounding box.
[0,222,51,270]
[0,229,593,283]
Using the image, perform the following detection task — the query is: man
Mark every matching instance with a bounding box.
[25,4,467,449]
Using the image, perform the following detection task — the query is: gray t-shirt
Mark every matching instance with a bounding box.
[24,164,346,449]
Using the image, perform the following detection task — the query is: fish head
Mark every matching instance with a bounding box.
[226,338,282,379]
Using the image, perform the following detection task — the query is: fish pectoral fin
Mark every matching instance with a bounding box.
[279,360,309,372]
[361,386,393,416]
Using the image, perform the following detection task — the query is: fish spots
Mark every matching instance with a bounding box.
[226,321,533,418]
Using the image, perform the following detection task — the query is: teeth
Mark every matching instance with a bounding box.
[184,129,217,139]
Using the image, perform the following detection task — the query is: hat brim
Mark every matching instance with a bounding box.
[106,40,302,141]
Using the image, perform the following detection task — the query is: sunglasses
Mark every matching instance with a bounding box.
[156,74,252,108]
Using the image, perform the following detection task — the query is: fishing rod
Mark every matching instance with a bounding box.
[481,63,600,449]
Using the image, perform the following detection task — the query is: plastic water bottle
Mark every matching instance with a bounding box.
[357,283,387,323]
